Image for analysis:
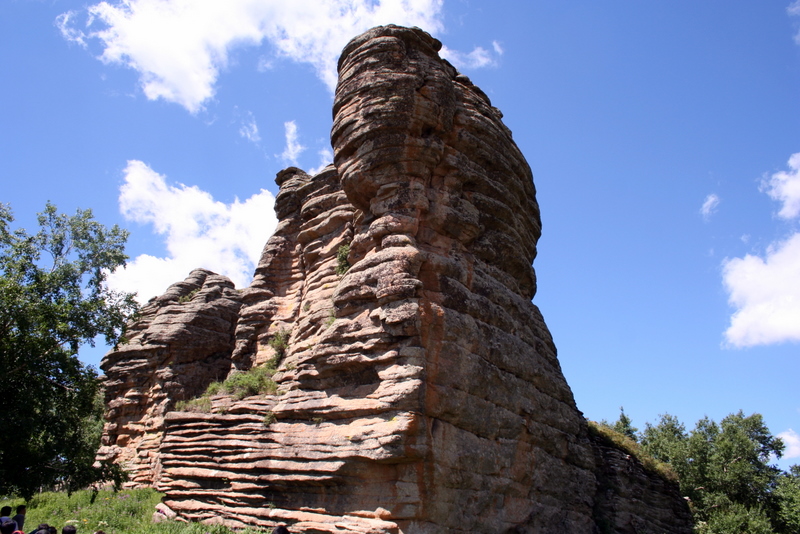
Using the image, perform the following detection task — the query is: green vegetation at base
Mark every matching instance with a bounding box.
[599,409,800,534]
[0,488,268,534]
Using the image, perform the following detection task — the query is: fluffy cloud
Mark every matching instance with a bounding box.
[57,0,483,113]
[762,152,800,219]
[778,428,800,459]
[723,233,800,347]
[722,152,800,347]
[700,193,720,221]
[107,160,276,302]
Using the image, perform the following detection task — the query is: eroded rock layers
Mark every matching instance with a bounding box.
[99,25,692,534]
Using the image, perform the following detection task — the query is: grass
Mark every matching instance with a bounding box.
[174,362,280,413]
[0,488,270,534]
[174,396,211,413]
[587,420,678,483]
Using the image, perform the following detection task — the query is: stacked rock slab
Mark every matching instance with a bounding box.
[96,269,243,486]
[99,26,692,534]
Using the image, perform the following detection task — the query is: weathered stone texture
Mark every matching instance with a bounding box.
[97,269,242,486]
[98,25,692,534]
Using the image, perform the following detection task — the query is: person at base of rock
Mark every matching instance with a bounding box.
[61,526,76,534]
[28,523,48,534]
[12,506,25,531]
[272,525,290,534]
[0,508,12,526]
[1,520,17,534]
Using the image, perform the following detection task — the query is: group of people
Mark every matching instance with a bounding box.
[0,506,78,534]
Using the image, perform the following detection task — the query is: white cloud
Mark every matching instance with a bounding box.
[55,11,89,48]
[790,1,800,44]
[107,160,276,302]
[700,193,720,221]
[309,148,334,176]
[239,111,261,143]
[761,152,800,219]
[492,40,503,56]
[280,121,305,166]
[441,44,498,69]
[778,428,800,459]
[722,233,800,347]
[58,0,458,113]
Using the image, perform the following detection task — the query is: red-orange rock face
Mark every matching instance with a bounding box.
[99,26,692,534]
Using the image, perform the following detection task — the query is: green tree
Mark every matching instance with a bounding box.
[0,202,138,499]
[600,406,639,441]
[641,411,791,533]
[775,465,800,532]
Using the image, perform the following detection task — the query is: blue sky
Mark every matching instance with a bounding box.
[2,0,800,467]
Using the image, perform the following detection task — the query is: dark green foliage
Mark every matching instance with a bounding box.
[633,410,798,533]
[601,407,638,442]
[335,244,350,275]
[775,465,800,532]
[0,203,138,499]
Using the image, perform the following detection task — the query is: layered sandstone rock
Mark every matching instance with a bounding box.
[97,269,242,485]
[99,25,692,534]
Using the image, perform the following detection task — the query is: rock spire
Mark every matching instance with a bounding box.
[97,26,692,534]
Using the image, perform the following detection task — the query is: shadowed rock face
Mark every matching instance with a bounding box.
[99,25,692,534]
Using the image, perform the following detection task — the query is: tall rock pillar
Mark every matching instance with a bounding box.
[331,25,596,532]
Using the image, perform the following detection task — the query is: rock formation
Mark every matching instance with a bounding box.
[98,26,693,534]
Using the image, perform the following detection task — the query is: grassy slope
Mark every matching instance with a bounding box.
[1,489,266,534]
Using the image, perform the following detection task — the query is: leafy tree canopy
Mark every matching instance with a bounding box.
[0,202,138,499]
[604,409,799,534]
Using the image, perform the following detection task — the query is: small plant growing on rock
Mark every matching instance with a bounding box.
[263,411,276,426]
[335,243,350,275]
[175,396,212,413]
[303,301,311,312]
[269,328,290,360]
[325,308,336,326]
[178,288,199,303]
[587,420,677,483]
[172,363,281,411]
[224,365,279,400]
